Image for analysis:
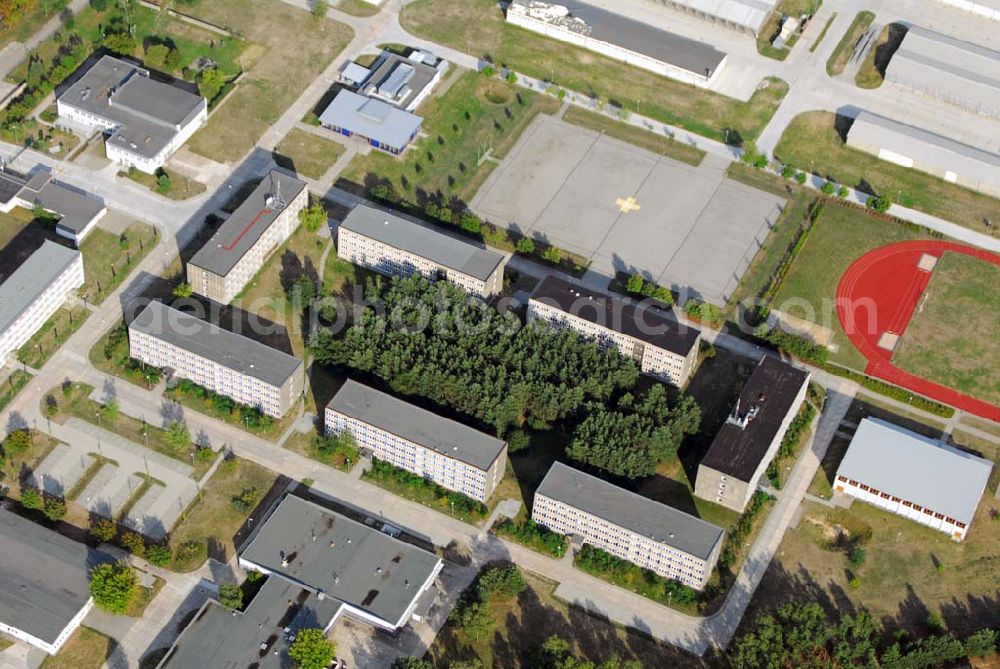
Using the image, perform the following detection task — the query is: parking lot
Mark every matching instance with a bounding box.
[472,115,785,304]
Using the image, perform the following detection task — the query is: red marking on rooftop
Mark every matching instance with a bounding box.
[222,208,272,251]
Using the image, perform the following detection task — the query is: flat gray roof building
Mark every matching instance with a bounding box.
[511,0,726,77]
[328,379,507,471]
[836,418,993,526]
[58,55,206,160]
[319,90,422,153]
[537,461,725,561]
[188,171,307,277]
[884,26,1000,118]
[846,111,1000,197]
[0,169,106,243]
[160,495,443,667]
[359,50,445,110]
[340,204,504,282]
[129,301,303,389]
[0,509,107,653]
[0,240,81,336]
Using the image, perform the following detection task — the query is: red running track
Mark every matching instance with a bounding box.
[836,240,1000,423]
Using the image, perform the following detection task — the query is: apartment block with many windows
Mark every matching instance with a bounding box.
[324,380,508,502]
[532,462,724,590]
[834,418,993,541]
[128,301,304,418]
[187,171,308,304]
[337,204,506,298]
[0,240,83,363]
[694,356,810,513]
[527,275,701,386]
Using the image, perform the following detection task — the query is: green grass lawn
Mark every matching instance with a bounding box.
[335,0,382,16]
[753,484,1000,637]
[561,105,704,166]
[119,168,207,201]
[274,127,346,180]
[892,252,1000,406]
[401,0,786,145]
[80,223,159,305]
[0,370,32,413]
[426,570,706,668]
[40,627,117,669]
[772,201,930,370]
[774,112,1000,233]
[17,305,90,369]
[168,457,278,571]
[341,69,561,205]
[283,430,356,472]
[186,0,353,161]
[826,10,875,76]
[46,383,214,479]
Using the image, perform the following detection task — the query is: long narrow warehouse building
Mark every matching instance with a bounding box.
[337,204,506,297]
[507,0,727,87]
[527,275,701,386]
[884,26,1000,119]
[129,301,304,418]
[325,380,508,502]
[846,111,1000,198]
[932,0,1000,21]
[648,0,778,35]
[532,462,724,590]
[0,241,84,363]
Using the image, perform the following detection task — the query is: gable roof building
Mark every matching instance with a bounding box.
[57,55,207,173]
[337,203,506,296]
[834,418,993,540]
[0,509,107,654]
[846,110,1000,198]
[695,356,810,512]
[159,495,443,667]
[533,462,725,589]
[884,26,1000,119]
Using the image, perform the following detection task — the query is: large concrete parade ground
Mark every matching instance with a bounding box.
[472,115,785,304]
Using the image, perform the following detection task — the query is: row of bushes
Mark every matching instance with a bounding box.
[761,200,824,305]
[171,378,273,430]
[574,543,699,610]
[363,457,488,520]
[719,491,772,570]
[765,401,817,489]
[4,34,89,124]
[367,181,586,275]
[492,516,567,558]
[821,363,955,418]
[682,298,721,324]
[755,324,829,365]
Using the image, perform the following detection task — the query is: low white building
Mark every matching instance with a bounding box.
[356,49,448,112]
[57,55,207,173]
[0,240,84,363]
[834,418,994,541]
[507,0,727,87]
[159,495,444,667]
[0,509,103,654]
[527,275,701,387]
[0,169,107,245]
[337,204,506,298]
[325,379,508,502]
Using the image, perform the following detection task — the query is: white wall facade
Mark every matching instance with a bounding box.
[834,476,972,540]
[532,493,719,589]
[324,407,506,502]
[337,227,503,298]
[0,252,84,363]
[128,328,299,417]
[526,298,698,386]
[0,598,93,655]
[507,7,725,87]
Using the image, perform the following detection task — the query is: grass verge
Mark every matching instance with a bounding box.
[40,627,117,669]
[119,168,207,201]
[561,105,704,166]
[80,223,159,305]
[362,457,489,524]
[17,305,90,369]
[400,0,788,145]
[274,127,346,179]
[809,13,837,52]
[826,10,874,76]
[0,370,32,413]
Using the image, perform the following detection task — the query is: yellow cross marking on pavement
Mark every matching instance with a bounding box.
[615,196,641,213]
